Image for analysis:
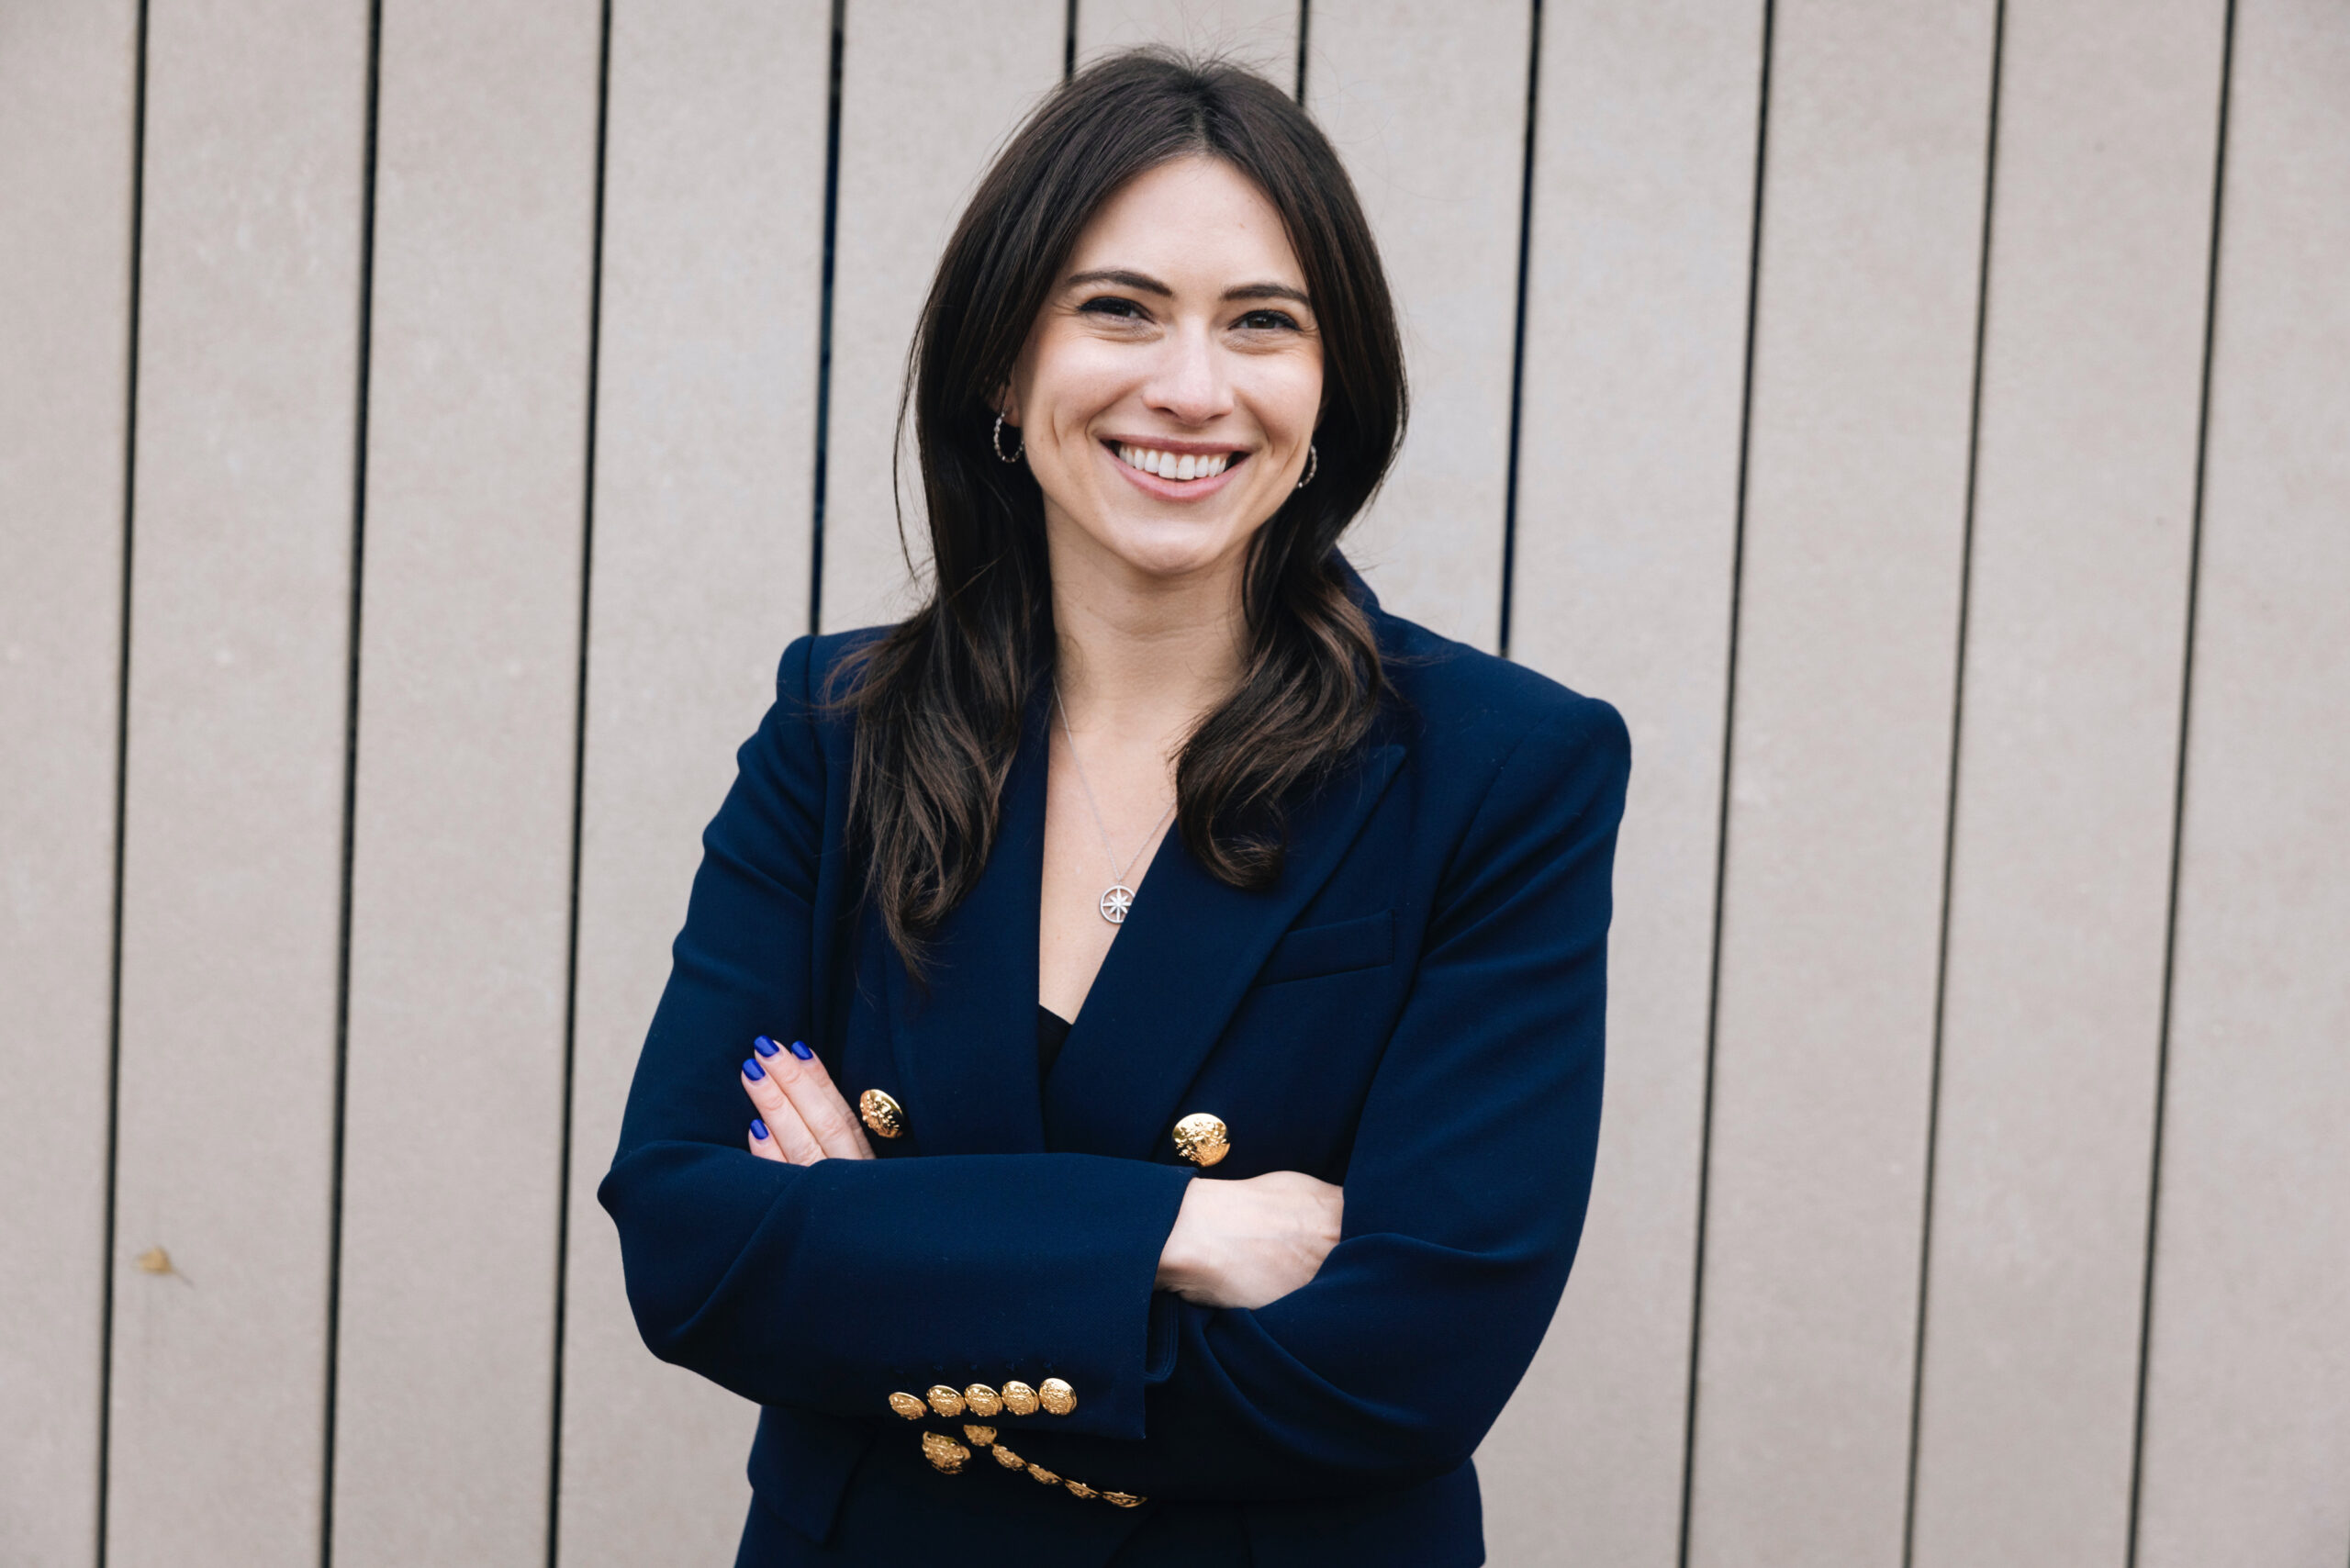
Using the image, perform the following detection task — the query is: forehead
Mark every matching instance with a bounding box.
[1064,156,1304,286]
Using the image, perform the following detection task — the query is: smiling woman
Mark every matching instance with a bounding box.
[599,50,1629,1568]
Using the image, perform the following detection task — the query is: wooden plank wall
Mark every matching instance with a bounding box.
[3,3,2345,1565]
[329,3,604,1562]
[0,7,140,1565]
[102,5,375,1566]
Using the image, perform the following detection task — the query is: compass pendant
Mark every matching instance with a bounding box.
[1099,884,1136,924]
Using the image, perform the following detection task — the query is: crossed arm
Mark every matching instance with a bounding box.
[733,1034,1345,1312]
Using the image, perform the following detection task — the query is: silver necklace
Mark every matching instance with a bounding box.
[1054,686,1176,925]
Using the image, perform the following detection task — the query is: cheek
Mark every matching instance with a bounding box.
[1026,338,1132,438]
[1245,355,1324,443]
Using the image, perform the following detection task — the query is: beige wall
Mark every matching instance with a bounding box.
[4,1,2345,1564]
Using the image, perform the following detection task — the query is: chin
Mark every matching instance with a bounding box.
[1093,517,1252,582]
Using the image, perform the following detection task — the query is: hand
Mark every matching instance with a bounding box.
[1155,1170,1343,1310]
[738,1036,876,1165]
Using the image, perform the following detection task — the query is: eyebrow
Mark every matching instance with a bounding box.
[1063,268,1312,308]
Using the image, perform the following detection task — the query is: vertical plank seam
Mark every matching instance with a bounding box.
[1900,2,2008,1559]
[1064,0,1078,79]
[1293,0,1309,103]
[544,4,615,1562]
[807,0,848,637]
[1678,1,1774,1560]
[319,4,385,1561]
[1494,0,1542,661]
[95,4,152,1561]
[2124,3,2235,1560]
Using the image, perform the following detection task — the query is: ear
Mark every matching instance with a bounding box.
[989,382,1021,426]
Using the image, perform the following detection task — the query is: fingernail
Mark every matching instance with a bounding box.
[789,1040,813,1060]
[743,1057,766,1081]
[751,1118,769,1142]
[753,1036,780,1058]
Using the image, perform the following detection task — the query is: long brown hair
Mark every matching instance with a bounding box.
[840,49,1407,965]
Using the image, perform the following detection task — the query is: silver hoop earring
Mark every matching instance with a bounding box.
[1294,443,1318,490]
[992,412,1024,464]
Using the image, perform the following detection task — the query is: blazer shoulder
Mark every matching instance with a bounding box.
[1372,607,1628,774]
[772,624,893,722]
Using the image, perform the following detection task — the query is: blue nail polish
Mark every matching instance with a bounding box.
[743,1056,766,1081]
[753,1036,780,1058]
[789,1039,814,1060]
[751,1118,769,1141]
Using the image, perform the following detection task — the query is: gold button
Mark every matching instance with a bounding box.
[859,1089,905,1138]
[961,1423,996,1447]
[925,1383,964,1417]
[1025,1463,1062,1485]
[991,1444,1025,1470]
[887,1391,926,1421]
[962,1383,1002,1417]
[1172,1113,1229,1167]
[1064,1480,1098,1500]
[1102,1491,1145,1507]
[1001,1380,1040,1416]
[920,1431,969,1473]
[1038,1377,1077,1416]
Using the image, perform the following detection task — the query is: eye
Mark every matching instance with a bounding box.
[1235,308,1302,332]
[1078,295,1148,321]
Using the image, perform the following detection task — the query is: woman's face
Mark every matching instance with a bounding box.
[1002,156,1323,591]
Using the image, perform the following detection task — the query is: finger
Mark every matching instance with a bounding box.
[741,1052,827,1164]
[762,1036,877,1160]
[761,1086,827,1166]
[746,1116,787,1162]
[765,1036,876,1160]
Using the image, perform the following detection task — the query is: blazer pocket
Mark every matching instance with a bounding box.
[1257,910,1394,987]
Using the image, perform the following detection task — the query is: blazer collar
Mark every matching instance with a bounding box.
[1041,736,1403,1160]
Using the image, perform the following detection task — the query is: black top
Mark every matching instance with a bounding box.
[1037,1005,1072,1079]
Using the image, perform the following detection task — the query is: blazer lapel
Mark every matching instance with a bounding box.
[1042,740,1406,1161]
[884,690,1050,1156]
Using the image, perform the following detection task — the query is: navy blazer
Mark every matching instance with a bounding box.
[601,581,1630,1568]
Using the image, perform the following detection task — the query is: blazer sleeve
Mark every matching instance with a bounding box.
[598,637,1193,1439]
[1013,693,1631,1502]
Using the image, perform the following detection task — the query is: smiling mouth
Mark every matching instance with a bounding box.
[1111,442,1244,483]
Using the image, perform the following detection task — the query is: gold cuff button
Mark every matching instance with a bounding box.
[991,1444,1026,1470]
[925,1383,966,1417]
[1038,1377,1077,1416]
[920,1431,970,1473]
[858,1089,905,1138]
[1172,1113,1229,1167]
[1102,1491,1145,1507]
[887,1391,926,1421]
[1064,1480,1098,1500]
[1001,1380,1040,1416]
[962,1383,1002,1417]
[962,1423,997,1447]
[1025,1464,1062,1486]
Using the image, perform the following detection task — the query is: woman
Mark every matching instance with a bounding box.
[601,50,1628,1568]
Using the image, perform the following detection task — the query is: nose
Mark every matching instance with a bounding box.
[1143,321,1232,426]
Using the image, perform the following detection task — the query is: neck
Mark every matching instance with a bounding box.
[1045,532,1248,735]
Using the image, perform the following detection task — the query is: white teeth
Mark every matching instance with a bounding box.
[1114,443,1234,481]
